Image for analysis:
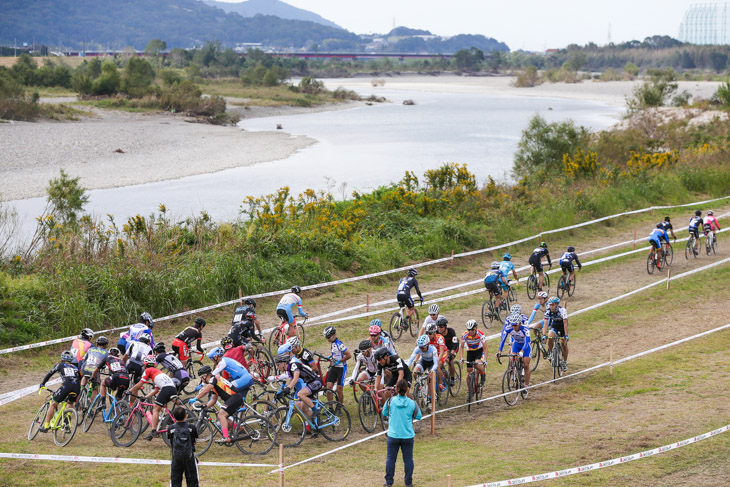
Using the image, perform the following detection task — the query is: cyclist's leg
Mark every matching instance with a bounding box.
[547,329,556,354]
[562,337,569,362]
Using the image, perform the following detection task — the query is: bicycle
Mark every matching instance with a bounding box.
[192,399,276,456]
[272,389,351,447]
[497,353,527,406]
[356,381,394,433]
[557,270,576,298]
[349,369,375,404]
[411,371,433,414]
[268,316,306,356]
[445,357,462,398]
[662,241,674,267]
[74,382,93,426]
[526,269,550,299]
[529,328,548,372]
[548,336,566,380]
[389,304,419,341]
[180,350,205,395]
[704,232,718,255]
[647,247,658,274]
[243,339,276,399]
[685,234,698,259]
[709,232,718,255]
[29,387,79,446]
[463,360,485,412]
[83,389,127,432]
[109,393,193,448]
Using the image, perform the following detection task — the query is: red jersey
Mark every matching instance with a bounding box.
[222,346,249,380]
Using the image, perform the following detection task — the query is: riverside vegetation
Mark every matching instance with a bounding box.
[1,105,729,346]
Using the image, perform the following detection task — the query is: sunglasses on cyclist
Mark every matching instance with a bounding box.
[437,324,446,328]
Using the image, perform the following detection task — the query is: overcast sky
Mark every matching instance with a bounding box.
[217,0,695,51]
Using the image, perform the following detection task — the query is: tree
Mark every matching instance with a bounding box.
[121,57,155,98]
[454,48,484,71]
[46,170,89,231]
[144,39,167,56]
[91,61,121,96]
[11,54,37,85]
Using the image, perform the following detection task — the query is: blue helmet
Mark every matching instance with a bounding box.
[503,253,512,261]
[369,319,382,328]
[277,343,292,355]
[417,335,429,347]
[548,297,560,305]
[208,347,224,360]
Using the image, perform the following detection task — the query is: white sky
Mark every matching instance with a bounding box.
[216,0,695,51]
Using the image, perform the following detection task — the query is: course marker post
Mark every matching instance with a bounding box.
[667,269,671,290]
[430,371,436,435]
[633,230,637,249]
[279,443,284,487]
[610,344,614,375]
[239,288,243,303]
[366,295,370,313]
[451,250,454,270]
[447,474,452,487]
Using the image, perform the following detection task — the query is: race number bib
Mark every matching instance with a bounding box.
[63,367,76,377]
[110,362,121,372]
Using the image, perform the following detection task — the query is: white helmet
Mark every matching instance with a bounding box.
[537,291,548,299]
[428,304,440,315]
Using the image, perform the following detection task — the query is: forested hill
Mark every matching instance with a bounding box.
[202,0,342,30]
[0,0,359,50]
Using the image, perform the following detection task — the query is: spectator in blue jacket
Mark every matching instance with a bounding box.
[383,379,422,487]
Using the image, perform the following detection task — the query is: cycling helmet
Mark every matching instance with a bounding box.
[198,365,212,376]
[221,336,233,350]
[567,246,575,252]
[207,347,225,360]
[277,343,292,355]
[695,210,702,216]
[425,323,437,334]
[507,314,522,326]
[368,324,382,336]
[61,350,73,363]
[285,336,300,349]
[435,316,448,328]
[664,216,671,222]
[138,333,151,345]
[503,253,512,261]
[143,356,156,367]
[374,347,389,360]
[708,210,714,215]
[369,319,382,328]
[656,223,663,229]
[291,285,302,295]
[96,336,109,347]
[109,347,120,357]
[540,241,548,248]
[358,340,372,351]
[510,304,522,315]
[416,335,429,347]
[323,326,337,339]
[194,318,206,328]
[465,319,478,330]
[537,291,548,299]
[548,297,560,305]
[407,268,418,277]
[153,342,165,353]
[80,328,94,341]
[428,304,440,315]
[244,297,257,308]
[275,353,290,364]
[140,312,154,327]
[490,261,500,270]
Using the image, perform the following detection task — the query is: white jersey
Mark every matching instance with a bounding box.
[422,314,443,330]
[348,351,378,382]
[126,341,153,365]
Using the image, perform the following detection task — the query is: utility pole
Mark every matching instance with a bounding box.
[14,38,17,57]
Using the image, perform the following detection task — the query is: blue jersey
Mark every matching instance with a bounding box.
[406,344,439,371]
[396,276,421,299]
[484,269,502,284]
[649,228,669,243]
[329,339,348,365]
[498,323,531,353]
[559,251,582,267]
[499,261,515,278]
[688,216,703,230]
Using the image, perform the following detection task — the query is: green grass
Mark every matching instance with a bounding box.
[199,79,346,108]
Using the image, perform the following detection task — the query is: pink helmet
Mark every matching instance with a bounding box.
[369,325,381,335]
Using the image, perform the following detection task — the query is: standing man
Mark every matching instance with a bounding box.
[383,379,421,487]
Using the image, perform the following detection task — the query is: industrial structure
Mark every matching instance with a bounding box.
[679,2,730,44]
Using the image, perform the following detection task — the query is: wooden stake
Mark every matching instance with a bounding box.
[450,250,454,270]
[667,269,671,290]
[239,288,243,303]
[430,371,436,435]
[366,294,370,313]
[633,229,637,250]
[279,443,285,487]
[447,474,452,487]
[609,344,614,375]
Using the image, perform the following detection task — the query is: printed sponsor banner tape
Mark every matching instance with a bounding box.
[0,452,276,468]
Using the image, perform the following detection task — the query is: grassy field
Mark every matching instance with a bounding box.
[0,56,87,69]
[199,79,348,108]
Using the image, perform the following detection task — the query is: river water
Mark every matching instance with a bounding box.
[7,82,622,247]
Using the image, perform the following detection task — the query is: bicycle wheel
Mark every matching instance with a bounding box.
[481,301,492,329]
[83,394,101,432]
[412,377,429,413]
[267,328,283,356]
[665,245,674,266]
[110,408,143,447]
[530,337,541,372]
[557,275,567,298]
[712,235,718,254]
[646,251,655,274]
[448,362,462,397]
[408,308,419,338]
[194,414,215,456]
[437,370,449,407]
[28,402,49,440]
[552,345,562,380]
[54,408,78,447]
[543,273,550,293]
[466,373,475,412]
[75,388,90,426]
[526,275,537,300]
[567,274,576,297]
[358,393,379,433]
[502,369,520,406]
[389,313,403,341]
[296,323,306,348]
[235,410,276,455]
[685,238,692,260]
[272,406,306,448]
[508,286,516,304]
[254,347,275,379]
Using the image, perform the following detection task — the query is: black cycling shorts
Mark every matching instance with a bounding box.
[53,382,80,404]
[560,262,574,273]
[529,254,544,273]
[276,308,290,323]
[154,385,178,407]
[221,393,244,414]
[466,349,484,363]
[385,372,411,389]
[303,379,323,395]
[689,228,699,239]
[397,295,414,309]
[326,366,346,387]
[549,322,566,338]
[484,281,501,295]
[127,362,143,383]
[104,374,130,392]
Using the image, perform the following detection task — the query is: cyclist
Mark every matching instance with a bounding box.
[189,365,243,444]
[660,216,677,241]
[122,333,153,385]
[529,242,552,291]
[419,303,444,335]
[369,320,397,355]
[374,347,412,401]
[38,350,80,433]
[396,268,423,326]
[542,297,570,372]
[406,335,439,399]
[220,336,249,373]
[79,335,109,400]
[424,323,448,390]
[208,347,254,397]
[91,346,130,411]
[276,286,308,339]
[230,298,262,346]
[435,317,459,386]
[703,210,721,250]
[275,343,322,420]
[526,291,549,327]
[484,262,509,311]
[286,336,321,378]
[171,318,206,364]
[648,224,670,270]
[154,342,190,393]
[459,319,487,386]
[323,326,352,404]
[126,356,178,441]
[559,246,582,287]
[497,314,532,394]
[70,328,93,367]
[117,312,154,354]
[688,210,703,256]
[347,340,379,393]
[500,253,518,283]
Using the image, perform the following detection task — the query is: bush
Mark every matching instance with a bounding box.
[332,87,360,100]
[512,65,541,87]
[299,76,325,95]
[160,69,183,87]
[91,61,121,96]
[716,80,730,106]
[626,69,678,113]
[0,68,40,120]
[121,57,156,98]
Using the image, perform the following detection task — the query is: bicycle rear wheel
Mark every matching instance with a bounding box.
[235,410,276,455]
[28,402,49,440]
[316,401,351,441]
[466,373,475,412]
[646,252,655,274]
[530,338,541,372]
[358,393,379,433]
[54,408,78,447]
[685,238,692,260]
[408,309,419,338]
[295,323,306,348]
[267,328,283,356]
[543,273,550,293]
[712,235,718,254]
[502,369,520,406]
[665,245,674,266]
[110,408,142,447]
[449,362,462,397]
[437,370,449,407]
[557,275,567,298]
[194,414,215,456]
[552,344,563,380]
[389,313,403,341]
[526,275,537,299]
[481,301,492,329]
[75,388,90,426]
[83,394,101,432]
[567,274,576,297]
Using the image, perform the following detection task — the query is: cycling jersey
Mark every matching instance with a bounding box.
[372,335,397,355]
[499,260,515,279]
[530,247,550,261]
[498,323,531,354]
[559,251,583,268]
[231,304,256,325]
[155,352,185,373]
[406,344,438,371]
[377,354,412,384]
[440,327,459,352]
[704,215,721,232]
[544,307,569,336]
[223,346,249,371]
[97,354,128,376]
[461,330,487,351]
[483,269,503,284]
[649,228,669,244]
[295,347,317,368]
[329,339,348,366]
[349,350,378,382]
[429,333,446,353]
[41,362,80,387]
[81,346,109,376]
[396,276,422,300]
[422,314,443,330]
[125,341,153,365]
[660,221,673,233]
[204,375,240,402]
[212,357,253,392]
[125,322,154,346]
[276,293,305,323]
[688,216,703,230]
[141,367,175,390]
[69,338,92,366]
[175,327,203,347]
[229,321,256,347]
[286,356,319,384]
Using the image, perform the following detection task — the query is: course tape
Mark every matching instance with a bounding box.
[464,424,730,487]
[0,452,276,468]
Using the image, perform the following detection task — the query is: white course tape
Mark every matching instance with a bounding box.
[464,424,730,487]
[0,452,276,468]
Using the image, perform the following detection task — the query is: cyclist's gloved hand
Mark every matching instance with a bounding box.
[188,398,197,405]
[542,336,548,341]
[565,335,569,341]
[346,379,354,386]
[518,351,524,358]
[420,298,424,305]
[194,384,203,392]
[459,358,465,364]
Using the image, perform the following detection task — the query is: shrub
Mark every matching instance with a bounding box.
[299,76,325,94]
[626,69,678,113]
[512,65,541,87]
[121,57,156,98]
[716,80,730,106]
[91,61,121,96]
[0,68,40,120]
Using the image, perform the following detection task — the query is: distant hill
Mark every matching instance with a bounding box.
[388,26,433,37]
[0,0,359,50]
[202,0,342,30]
[386,34,509,54]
